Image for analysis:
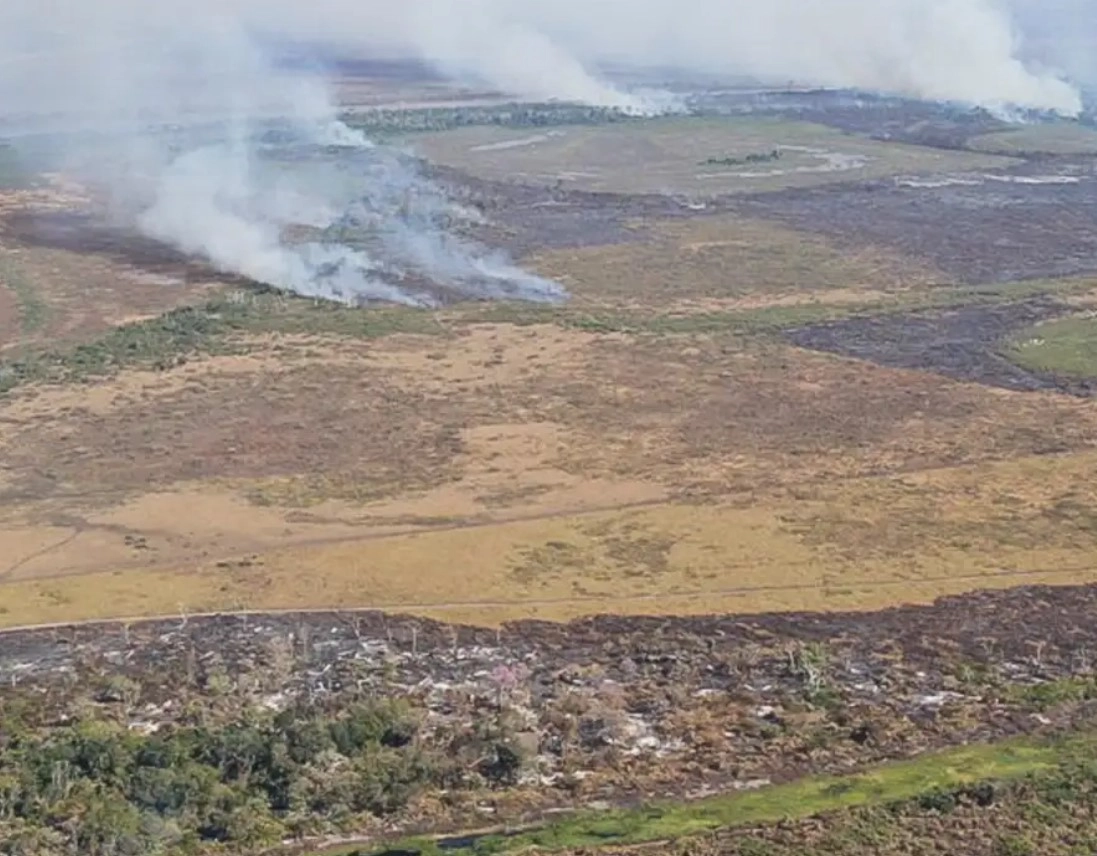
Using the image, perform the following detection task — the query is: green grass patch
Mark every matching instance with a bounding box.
[1003,313,1097,378]
[0,289,445,395]
[1002,677,1097,711]
[0,255,49,335]
[328,733,1097,856]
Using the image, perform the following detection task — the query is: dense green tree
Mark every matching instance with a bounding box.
[0,689,463,852]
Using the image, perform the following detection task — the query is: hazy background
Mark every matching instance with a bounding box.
[1,0,1093,120]
[0,0,1092,302]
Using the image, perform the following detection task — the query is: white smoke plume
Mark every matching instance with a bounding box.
[0,0,1092,307]
[2,2,1092,121]
[242,0,1091,115]
[0,1,566,306]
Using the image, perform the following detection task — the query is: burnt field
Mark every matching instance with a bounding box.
[424,145,1097,295]
[440,153,1097,287]
[4,585,1097,845]
[8,582,1097,694]
[1,208,254,288]
[732,157,1097,284]
[785,297,1097,396]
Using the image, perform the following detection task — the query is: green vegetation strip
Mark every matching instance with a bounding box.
[1003,314,1097,378]
[2,274,1095,396]
[0,290,444,394]
[470,275,1097,336]
[336,733,1087,856]
[2,669,1097,854]
[0,256,50,336]
[341,103,642,138]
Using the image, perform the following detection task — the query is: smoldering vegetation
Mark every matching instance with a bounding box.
[0,0,1094,309]
[0,6,567,307]
[270,0,1093,115]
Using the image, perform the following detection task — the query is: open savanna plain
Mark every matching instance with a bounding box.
[4,113,1097,628]
[10,100,1097,854]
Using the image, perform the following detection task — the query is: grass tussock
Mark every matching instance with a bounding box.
[1005,313,1097,379]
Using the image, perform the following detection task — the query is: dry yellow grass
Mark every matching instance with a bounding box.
[4,449,1097,628]
[5,176,1097,631]
[527,216,941,308]
[409,117,1014,196]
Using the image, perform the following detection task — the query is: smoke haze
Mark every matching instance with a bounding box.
[246,0,1093,114]
[0,1,567,305]
[0,0,1093,302]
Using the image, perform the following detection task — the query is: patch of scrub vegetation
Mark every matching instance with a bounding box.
[1004,313,1097,379]
[11,676,1084,856]
[0,255,49,335]
[0,289,444,394]
[339,732,1096,856]
[243,473,421,508]
[1002,676,1097,711]
[0,694,534,855]
[701,149,782,167]
[341,103,642,138]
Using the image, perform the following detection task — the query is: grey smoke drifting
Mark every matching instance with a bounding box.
[0,1,1093,306]
[246,0,1092,115]
[0,2,565,305]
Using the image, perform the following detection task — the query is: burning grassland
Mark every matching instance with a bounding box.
[4,90,1097,638]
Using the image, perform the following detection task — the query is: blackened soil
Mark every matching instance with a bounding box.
[734,163,1097,284]
[5,582,1097,691]
[785,297,1097,394]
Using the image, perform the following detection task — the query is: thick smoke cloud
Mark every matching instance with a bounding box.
[0,1,1091,303]
[0,1,565,305]
[1,1,1092,119]
[242,0,1092,114]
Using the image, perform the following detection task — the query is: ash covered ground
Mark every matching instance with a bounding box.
[4,584,1097,837]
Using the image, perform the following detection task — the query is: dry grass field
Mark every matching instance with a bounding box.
[526,216,943,309]
[409,117,1014,196]
[3,113,1097,631]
